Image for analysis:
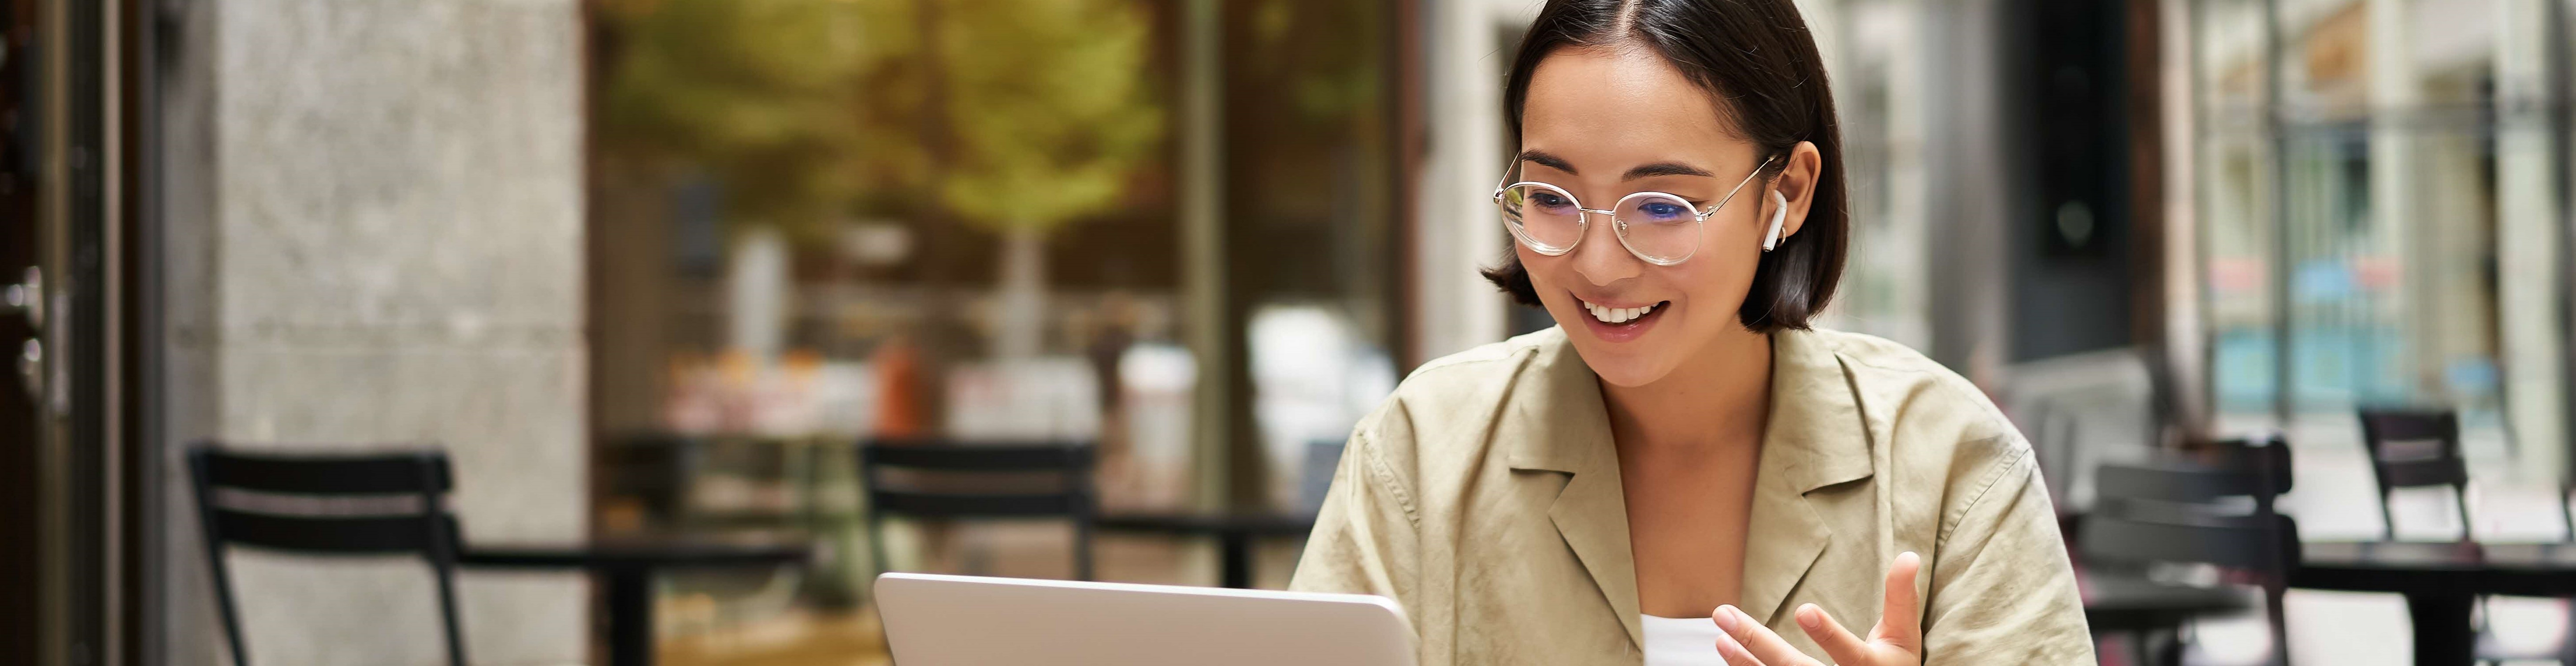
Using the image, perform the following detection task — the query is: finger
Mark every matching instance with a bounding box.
[1874,551,1924,650]
[1795,603,1874,665]
[1714,629,1767,666]
[1716,605,1817,666]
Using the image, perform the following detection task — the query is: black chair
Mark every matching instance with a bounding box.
[859,440,1098,584]
[2081,436,2298,666]
[186,443,470,666]
[2358,409,2576,664]
[2356,408,2475,542]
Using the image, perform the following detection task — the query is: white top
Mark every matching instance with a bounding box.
[1641,614,1728,666]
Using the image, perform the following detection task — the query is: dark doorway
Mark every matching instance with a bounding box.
[2009,0,2138,361]
[1,0,139,663]
[0,0,44,659]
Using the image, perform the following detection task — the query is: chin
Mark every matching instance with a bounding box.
[1555,326,1679,388]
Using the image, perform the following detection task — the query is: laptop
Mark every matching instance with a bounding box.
[874,573,1415,666]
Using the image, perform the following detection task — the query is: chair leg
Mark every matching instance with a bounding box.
[2266,585,2291,666]
[2559,486,2573,542]
[420,470,471,666]
[432,560,471,666]
[190,452,253,666]
[2552,596,2576,665]
[202,543,252,666]
[2125,630,2155,666]
[866,509,891,597]
[1073,519,1095,581]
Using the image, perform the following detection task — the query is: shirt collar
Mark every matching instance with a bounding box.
[1503,326,1874,492]
[1762,327,1874,492]
[1497,326,1880,640]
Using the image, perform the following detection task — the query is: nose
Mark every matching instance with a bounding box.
[1569,209,1641,287]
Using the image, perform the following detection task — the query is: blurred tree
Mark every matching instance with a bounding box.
[934,0,1163,237]
[934,0,1165,357]
[594,0,1164,357]
[594,0,930,239]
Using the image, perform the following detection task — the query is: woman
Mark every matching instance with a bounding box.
[1288,1,2092,664]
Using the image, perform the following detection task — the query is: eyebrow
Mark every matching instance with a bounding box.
[1516,150,1717,181]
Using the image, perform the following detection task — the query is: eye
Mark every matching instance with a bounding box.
[1637,201,1690,220]
[1530,192,1574,210]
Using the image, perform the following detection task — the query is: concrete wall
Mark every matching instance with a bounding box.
[1922,0,2017,379]
[159,0,589,664]
[1407,0,1529,364]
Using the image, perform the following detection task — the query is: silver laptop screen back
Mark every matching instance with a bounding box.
[875,573,1415,666]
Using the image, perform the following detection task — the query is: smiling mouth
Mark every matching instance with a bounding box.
[1576,298,1668,326]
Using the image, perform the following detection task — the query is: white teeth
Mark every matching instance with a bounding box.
[1579,300,1656,324]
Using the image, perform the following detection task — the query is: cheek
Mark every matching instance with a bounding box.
[1671,255,1759,321]
[1517,245,1567,303]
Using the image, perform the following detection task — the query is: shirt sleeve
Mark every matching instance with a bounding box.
[1288,427,1422,632]
[1921,444,2096,666]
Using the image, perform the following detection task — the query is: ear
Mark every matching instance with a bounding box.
[1767,141,1825,241]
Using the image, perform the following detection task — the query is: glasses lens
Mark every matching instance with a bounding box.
[1500,184,1584,253]
[1615,193,1701,263]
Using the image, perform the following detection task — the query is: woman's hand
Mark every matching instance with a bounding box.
[1710,551,1923,666]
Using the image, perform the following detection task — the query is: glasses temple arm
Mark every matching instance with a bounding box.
[1703,154,1778,214]
[1491,153,1519,197]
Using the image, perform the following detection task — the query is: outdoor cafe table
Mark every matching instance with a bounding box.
[460,539,810,666]
[2294,540,2576,666]
[2080,571,2251,636]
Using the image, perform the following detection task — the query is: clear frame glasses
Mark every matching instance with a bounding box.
[1490,154,1774,266]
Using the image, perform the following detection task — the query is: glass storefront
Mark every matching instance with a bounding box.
[580,0,1408,646]
[2192,0,2570,471]
[1815,0,1940,350]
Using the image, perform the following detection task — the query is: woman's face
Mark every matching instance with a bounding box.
[1514,47,1812,388]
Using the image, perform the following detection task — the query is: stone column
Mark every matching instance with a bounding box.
[2494,0,2566,484]
[1922,0,2016,379]
[2367,0,2431,407]
[1407,0,1522,365]
[159,0,589,665]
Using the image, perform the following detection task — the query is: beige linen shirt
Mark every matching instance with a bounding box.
[1290,326,2093,665]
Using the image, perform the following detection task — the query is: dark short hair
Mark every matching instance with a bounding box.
[1481,0,1849,333]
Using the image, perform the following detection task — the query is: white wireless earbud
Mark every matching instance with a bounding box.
[1761,190,1789,252]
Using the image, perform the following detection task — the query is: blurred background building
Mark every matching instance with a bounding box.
[3,0,2570,664]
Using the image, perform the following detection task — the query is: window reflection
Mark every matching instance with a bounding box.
[2196,0,2566,459]
[584,0,1407,652]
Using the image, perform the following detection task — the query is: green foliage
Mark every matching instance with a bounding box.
[595,0,1164,239]
[596,0,926,236]
[1243,0,1383,127]
[936,0,1163,235]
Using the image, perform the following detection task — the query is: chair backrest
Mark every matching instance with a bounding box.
[186,442,470,666]
[2082,436,2298,666]
[2081,436,2300,574]
[1999,348,2160,512]
[2355,408,2472,540]
[859,439,1099,580]
[859,440,1097,519]
[2356,408,2470,488]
